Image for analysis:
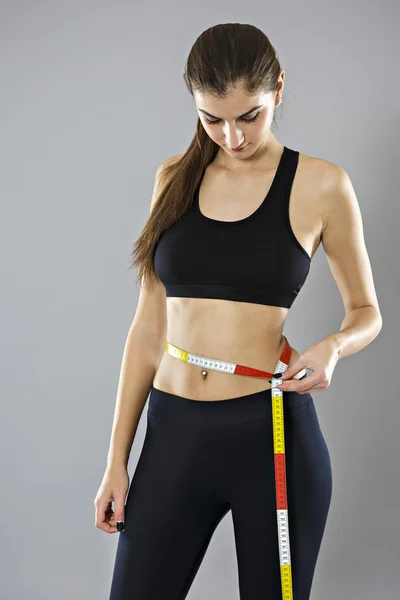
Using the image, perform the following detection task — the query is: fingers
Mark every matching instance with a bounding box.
[94,498,119,534]
[277,372,329,394]
[113,496,126,532]
[281,366,307,381]
[94,468,130,534]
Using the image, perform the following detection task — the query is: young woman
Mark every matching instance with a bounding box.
[94,23,382,600]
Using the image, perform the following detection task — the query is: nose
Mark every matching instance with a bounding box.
[224,123,244,149]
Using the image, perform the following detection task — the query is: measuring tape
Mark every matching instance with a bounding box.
[271,356,294,600]
[165,338,295,598]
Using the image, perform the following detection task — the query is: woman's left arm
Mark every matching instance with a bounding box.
[277,163,383,394]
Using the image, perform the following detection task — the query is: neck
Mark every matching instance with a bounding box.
[215,137,284,173]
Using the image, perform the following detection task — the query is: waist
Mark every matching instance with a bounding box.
[165,337,291,380]
[153,327,305,400]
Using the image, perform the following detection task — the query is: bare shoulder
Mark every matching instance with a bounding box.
[156,153,185,185]
[298,151,351,231]
[150,153,185,213]
[298,150,344,186]
[159,153,185,170]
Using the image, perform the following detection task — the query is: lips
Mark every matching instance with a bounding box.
[231,144,247,151]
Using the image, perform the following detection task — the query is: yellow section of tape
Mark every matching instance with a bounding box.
[272,394,285,454]
[280,564,293,599]
[165,341,189,362]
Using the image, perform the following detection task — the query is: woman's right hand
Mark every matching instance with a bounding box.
[94,463,130,534]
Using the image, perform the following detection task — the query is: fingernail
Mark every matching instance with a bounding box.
[116,521,125,532]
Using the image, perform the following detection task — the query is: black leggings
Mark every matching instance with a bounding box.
[109,378,332,599]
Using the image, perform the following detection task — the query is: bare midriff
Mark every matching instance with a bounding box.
[152,150,325,401]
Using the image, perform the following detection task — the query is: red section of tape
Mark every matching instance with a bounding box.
[233,337,292,379]
[233,364,272,378]
[274,453,288,510]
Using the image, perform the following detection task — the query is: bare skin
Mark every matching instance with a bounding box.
[152,144,326,400]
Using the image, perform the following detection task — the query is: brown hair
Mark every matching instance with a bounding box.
[129,23,283,287]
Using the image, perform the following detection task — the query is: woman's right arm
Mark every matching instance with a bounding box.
[107,154,182,466]
[105,277,167,468]
[106,154,183,469]
[94,154,182,533]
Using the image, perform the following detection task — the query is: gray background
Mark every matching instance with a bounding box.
[1,1,398,598]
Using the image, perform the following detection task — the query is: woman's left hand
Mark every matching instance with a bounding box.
[275,337,341,394]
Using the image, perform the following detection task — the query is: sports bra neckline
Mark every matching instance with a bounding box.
[194,145,289,226]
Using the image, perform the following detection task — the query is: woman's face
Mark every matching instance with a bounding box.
[194,85,280,158]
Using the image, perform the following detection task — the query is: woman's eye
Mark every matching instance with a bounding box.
[205,112,260,126]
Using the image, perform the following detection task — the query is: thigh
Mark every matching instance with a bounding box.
[228,415,285,598]
[230,396,332,600]
[108,412,230,600]
[284,396,333,599]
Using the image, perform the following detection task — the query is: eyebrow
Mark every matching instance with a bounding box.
[197,104,263,120]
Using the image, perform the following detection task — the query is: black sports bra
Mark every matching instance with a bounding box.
[153,145,311,309]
